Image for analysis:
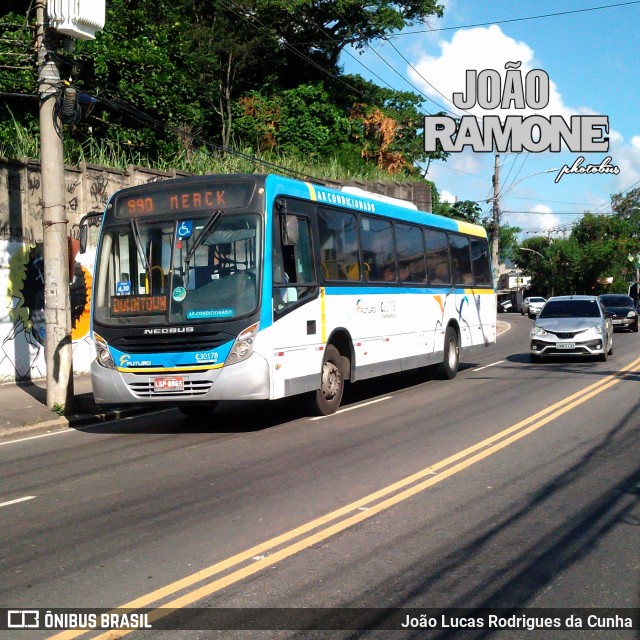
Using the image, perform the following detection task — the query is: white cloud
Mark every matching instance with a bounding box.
[410,23,640,206]
[610,138,640,192]
[439,189,457,203]
[504,204,563,237]
[408,25,577,120]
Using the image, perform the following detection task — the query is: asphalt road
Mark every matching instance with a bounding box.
[1,314,639,639]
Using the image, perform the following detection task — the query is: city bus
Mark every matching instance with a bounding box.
[80,173,496,416]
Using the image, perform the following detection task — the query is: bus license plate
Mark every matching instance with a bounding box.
[556,342,575,350]
[153,376,184,392]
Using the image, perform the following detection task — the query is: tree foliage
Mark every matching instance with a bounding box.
[515,188,640,297]
[0,0,445,177]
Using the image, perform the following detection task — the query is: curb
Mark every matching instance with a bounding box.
[0,406,166,440]
[68,405,163,428]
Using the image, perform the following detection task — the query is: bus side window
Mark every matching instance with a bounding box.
[396,222,426,283]
[470,237,492,287]
[360,215,395,282]
[318,208,359,282]
[273,214,315,316]
[450,234,473,286]
[425,228,452,285]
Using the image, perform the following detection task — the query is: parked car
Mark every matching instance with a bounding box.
[497,291,521,313]
[521,296,546,318]
[530,295,613,362]
[598,294,639,332]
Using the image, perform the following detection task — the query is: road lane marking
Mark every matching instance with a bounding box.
[309,396,393,420]
[0,430,74,447]
[48,356,640,640]
[472,360,505,372]
[0,409,175,447]
[496,320,510,335]
[0,496,35,508]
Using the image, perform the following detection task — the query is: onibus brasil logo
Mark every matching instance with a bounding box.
[423,61,619,184]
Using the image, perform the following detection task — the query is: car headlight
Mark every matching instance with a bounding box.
[582,325,603,336]
[226,322,259,365]
[94,333,116,369]
[627,311,637,318]
[531,326,548,336]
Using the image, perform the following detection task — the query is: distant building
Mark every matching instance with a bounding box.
[497,268,531,291]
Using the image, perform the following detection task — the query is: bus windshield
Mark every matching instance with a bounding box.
[93,212,261,326]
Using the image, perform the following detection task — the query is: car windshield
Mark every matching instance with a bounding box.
[538,299,601,319]
[600,295,633,307]
[530,297,545,303]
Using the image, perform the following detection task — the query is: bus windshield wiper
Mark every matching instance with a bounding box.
[183,210,223,286]
[131,218,150,272]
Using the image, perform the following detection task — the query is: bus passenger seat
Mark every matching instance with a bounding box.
[347,263,360,280]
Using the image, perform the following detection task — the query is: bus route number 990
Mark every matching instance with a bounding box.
[127,197,155,214]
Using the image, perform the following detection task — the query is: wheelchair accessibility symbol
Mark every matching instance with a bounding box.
[177,220,193,238]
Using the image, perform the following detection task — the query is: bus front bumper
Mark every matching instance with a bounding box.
[91,354,271,405]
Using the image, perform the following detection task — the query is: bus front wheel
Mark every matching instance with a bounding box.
[311,344,345,416]
[435,326,459,380]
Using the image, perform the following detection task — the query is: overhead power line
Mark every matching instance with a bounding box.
[387,1,640,38]
[91,92,325,184]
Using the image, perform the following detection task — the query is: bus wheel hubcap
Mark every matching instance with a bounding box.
[448,341,457,368]
[322,361,340,399]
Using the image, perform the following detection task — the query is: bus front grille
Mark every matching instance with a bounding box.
[127,379,213,397]
[111,331,234,354]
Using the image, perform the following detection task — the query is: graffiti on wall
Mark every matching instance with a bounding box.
[1,239,94,382]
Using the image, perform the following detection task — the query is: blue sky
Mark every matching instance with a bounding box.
[340,0,640,239]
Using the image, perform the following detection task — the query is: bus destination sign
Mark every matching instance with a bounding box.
[111,295,167,316]
[114,181,255,218]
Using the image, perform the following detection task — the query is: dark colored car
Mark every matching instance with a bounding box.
[598,294,639,332]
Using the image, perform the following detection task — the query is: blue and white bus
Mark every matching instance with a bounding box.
[81,173,496,416]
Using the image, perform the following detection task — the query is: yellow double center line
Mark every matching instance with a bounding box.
[50,357,640,639]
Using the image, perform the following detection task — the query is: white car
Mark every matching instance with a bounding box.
[522,296,546,318]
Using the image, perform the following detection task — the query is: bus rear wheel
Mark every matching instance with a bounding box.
[435,326,459,380]
[177,403,217,417]
[310,344,345,416]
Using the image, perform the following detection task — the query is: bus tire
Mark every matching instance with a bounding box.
[435,326,459,380]
[177,403,217,417]
[311,344,345,416]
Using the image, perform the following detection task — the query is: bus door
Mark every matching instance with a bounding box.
[270,204,321,398]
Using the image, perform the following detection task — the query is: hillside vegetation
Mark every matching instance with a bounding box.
[0,0,446,184]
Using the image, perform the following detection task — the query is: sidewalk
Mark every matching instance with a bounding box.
[0,373,149,438]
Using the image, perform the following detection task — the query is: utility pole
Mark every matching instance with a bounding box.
[36,0,74,411]
[491,151,501,284]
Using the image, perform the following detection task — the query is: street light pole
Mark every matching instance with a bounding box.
[491,152,500,283]
[627,252,640,305]
[489,165,558,286]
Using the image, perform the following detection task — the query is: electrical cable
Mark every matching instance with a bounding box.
[386,1,640,38]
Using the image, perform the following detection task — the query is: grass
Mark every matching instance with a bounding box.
[0,116,421,184]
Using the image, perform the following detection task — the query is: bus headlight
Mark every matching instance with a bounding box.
[94,333,116,369]
[226,322,259,365]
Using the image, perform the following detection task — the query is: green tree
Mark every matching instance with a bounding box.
[0,0,445,177]
[432,199,482,223]
[497,224,521,265]
[233,83,352,159]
